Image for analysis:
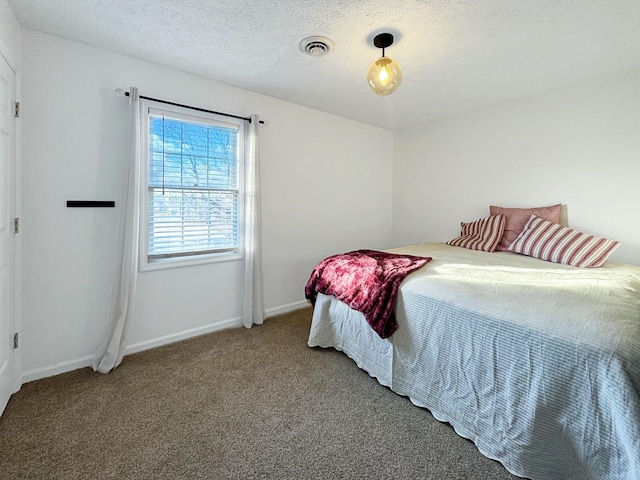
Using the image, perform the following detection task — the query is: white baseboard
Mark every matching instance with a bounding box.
[125,316,244,355]
[22,355,94,384]
[265,300,309,317]
[18,300,310,384]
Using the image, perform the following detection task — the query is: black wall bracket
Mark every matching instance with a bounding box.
[67,201,115,208]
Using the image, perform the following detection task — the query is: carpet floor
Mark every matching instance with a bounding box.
[0,307,519,479]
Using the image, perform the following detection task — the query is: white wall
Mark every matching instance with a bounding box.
[19,30,393,380]
[393,69,640,266]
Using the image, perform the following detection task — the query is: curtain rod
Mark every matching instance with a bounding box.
[116,88,264,124]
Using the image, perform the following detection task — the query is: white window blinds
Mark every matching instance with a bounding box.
[145,107,243,262]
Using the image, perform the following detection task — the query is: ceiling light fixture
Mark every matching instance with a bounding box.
[367,33,402,96]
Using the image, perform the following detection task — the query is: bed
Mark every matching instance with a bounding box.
[307,242,640,480]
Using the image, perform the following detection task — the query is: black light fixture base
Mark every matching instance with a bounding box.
[373,33,394,49]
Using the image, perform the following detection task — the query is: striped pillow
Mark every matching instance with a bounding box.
[446,215,506,252]
[508,215,620,267]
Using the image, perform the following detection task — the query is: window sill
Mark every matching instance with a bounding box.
[140,251,243,272]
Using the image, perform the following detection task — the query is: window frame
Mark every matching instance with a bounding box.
[139,99,246,272]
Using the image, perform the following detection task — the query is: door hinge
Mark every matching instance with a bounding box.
[13,217,19,234]
[14,101,20,118]
[13,333,18,349]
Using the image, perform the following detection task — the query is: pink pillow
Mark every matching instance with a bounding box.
[508,215,620,267]
[490,204,562,252]
[446,215,506,252]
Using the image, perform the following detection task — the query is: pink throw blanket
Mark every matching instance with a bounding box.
[305,250,432,338]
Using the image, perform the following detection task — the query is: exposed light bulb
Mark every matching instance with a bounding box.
[378,67,389,84]
[367,56,402,96]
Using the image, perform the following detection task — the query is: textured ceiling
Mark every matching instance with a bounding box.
[8,0,640,130]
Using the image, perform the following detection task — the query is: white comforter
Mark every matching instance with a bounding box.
[308,243,640,480]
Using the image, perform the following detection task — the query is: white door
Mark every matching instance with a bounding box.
[0,52,16,415]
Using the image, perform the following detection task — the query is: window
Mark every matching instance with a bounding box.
[140,101,245,269]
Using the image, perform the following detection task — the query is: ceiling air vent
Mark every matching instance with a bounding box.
[299,36,334,57]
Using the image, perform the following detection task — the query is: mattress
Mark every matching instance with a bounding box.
[308,243,640,480]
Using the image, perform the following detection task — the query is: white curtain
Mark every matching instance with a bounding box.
[93,87,141,373]
[243,114,265,328]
